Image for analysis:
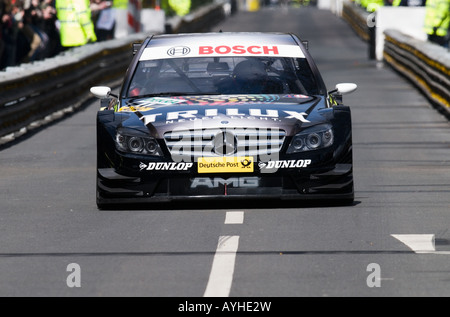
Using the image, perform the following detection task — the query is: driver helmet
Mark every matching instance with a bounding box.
[232,59,268,93]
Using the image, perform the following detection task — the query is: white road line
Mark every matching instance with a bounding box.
[204,235,239,297]
[225,211,244,224]
[391,234,436,253]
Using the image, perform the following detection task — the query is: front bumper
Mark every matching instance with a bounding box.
[96,162,354,207]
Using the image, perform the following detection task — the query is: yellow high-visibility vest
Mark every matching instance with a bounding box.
[424,0,450,37]
[168,0,191,16]
[56,0,97,47]
[362,0,384,11]
[113,0,128,9]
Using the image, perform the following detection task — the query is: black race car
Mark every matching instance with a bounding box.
[91,32,357,209]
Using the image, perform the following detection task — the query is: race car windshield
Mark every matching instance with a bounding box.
[127,57,320,97]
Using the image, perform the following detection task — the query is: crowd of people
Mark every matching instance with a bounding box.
[357,0,449,47]
[1,0,59,69]
[0,0,127,70]
[0,0,448,71]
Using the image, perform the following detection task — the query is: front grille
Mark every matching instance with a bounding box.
[164,128,286,161]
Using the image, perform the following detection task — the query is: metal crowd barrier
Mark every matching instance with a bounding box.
[0,2,228,144]
[0,36,141,143]
[341,1,370,42]
[341,1,450,118]
[384,30,450,117]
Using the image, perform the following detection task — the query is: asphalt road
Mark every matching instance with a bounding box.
[1,5,450,299]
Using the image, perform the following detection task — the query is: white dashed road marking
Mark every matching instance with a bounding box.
[204,211,245,297]
[224,211,244,224]
[204,235,240,297]
[391,234,436,253]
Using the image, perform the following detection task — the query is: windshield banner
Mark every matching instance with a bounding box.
[140,44,305,61]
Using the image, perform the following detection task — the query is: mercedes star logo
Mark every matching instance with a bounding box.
[213,131,237,156]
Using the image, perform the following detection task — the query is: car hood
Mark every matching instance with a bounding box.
[118,94,331,137]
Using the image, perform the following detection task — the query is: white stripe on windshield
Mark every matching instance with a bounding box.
[139,44,305,61]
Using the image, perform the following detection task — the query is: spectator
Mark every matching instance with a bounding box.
[168,0,190,16]
[391,0,425,5]
[1,0,21,68]
[424,0,450,47]
[37,0,61,57]
[55,0,97,48]
[20,2,46,62]
[91,0,114,41]
[10,1,29,65]
[1,0,13,68]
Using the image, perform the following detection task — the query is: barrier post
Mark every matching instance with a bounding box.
[247,0,260,11]
[366,4,377,60]
[128,0,142,33]
[368,23,376,60]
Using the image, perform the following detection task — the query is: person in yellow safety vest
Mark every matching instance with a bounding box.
[391,0,425,6]
[113,0,128,9]
[55,0,97,47]
[361,0,384,10]
[168,0,191,16]
[424,0,450,46]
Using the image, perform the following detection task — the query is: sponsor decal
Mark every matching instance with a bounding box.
[119,105,153,112]
[191,177,259,188]
[176,95,283,105]
[139,162,193,171]
[121,97,186,112]
[139,45,305,61]
[289,94,310,99]
[128,97,185,107]
[125,95,310,112]
[167,46,191,57]
[198,156,254,173]
[199,45,279,55]
[258,159,312,170]
[140,108,310,125]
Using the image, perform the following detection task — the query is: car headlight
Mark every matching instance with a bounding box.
[115,129,163,156]
[287,124,334,154]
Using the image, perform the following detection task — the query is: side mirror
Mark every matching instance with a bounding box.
[328,83,357,105]
[90,86,112,99]
[335,83,357,95]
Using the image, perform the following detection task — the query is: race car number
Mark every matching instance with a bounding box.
[198,157,254,173]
